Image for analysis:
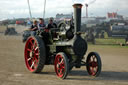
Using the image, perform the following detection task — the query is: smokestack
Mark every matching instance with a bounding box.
[73,4,83,34]
[72,4,87,64]
[85,4,88,18]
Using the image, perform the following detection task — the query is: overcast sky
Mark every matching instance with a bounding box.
[0,0,128,20]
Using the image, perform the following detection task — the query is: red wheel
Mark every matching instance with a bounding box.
[24,36,46,73]
[54,52,69,79]
[86,52,102,77]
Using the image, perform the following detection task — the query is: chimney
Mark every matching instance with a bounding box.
[85,4,88,18]
[73,4,83,34]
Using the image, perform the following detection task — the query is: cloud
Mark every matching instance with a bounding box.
[0,0,128,20]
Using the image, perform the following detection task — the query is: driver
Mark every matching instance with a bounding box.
[47,18,57,29]
[47,18,58,39]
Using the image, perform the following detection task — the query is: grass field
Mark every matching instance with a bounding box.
[89,44,128,49]
[95,38,126,45]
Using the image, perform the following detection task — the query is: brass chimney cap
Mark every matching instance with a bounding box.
[73,4,83,8]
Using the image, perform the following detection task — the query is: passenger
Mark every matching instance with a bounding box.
[30,20,38,31]
[38,18,46,30]
[47,18,57,29]
[29,20,38,35]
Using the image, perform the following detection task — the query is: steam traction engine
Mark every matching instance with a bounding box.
[24,4,102,79]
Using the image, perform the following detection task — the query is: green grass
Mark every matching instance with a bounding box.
[95,38,125,45]
[88,44,128,49]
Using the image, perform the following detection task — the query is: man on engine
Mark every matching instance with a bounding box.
[47,18,57,29]
[38,18,46,30]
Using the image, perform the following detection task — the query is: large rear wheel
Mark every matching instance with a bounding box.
[54,52,69,79]
[86,52,102,77]
[24,36,46,73]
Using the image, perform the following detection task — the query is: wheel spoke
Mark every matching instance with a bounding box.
[34,56,38,62]
[58,58,63,65]
[33,42,35,49]
[95,66,98,72]
[62,65,65,69]
[27,57,32,61]
[33,60,37,68]
[33,41,37,49]
[27,48,32,52]
[32,54,38,69]
[60,59,64,64]
[92,72,95,76]
[93,56,96,61]
[30,61,35,68]
[57,67,59,71]
[91,67,94,74]
[30,39,33,46]
[60,69,63,75]
[35,53,39,56]
[95,62,98,66]
[57,56,61,63]
[93,62,98,67]
[34,47,38,51]
[89,62,93,67]
[89,60,97,75]
[34,63,37,68]
[34,52,39,61]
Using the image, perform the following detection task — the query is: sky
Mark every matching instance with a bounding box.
[0,0,128,20]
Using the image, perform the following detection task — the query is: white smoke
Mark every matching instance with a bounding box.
[73,0,96,5]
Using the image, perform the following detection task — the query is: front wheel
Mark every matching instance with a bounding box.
[86,52,102,77]
[54,52,69,79]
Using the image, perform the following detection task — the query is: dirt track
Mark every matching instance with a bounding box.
[0,34,128,85]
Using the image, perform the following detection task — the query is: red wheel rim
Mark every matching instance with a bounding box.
[24,37,39,72]
[88,55,98,76]
[54,54,65,78]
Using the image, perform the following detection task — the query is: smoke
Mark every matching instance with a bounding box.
[72,0,96,5]
[88,0,96,5]
[84,0,96,4]
[73,0,85,3]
